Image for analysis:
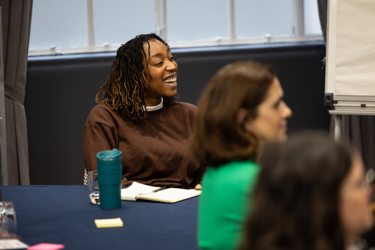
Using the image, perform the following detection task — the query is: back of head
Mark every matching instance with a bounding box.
[241,131,352,250]
[190,60,276,167]
[96,33,175,121]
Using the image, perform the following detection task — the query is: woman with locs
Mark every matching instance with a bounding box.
[83,33,203,189]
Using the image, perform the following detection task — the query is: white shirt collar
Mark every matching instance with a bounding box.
[145,98,163,112]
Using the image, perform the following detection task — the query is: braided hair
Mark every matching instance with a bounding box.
[96,33,177,121]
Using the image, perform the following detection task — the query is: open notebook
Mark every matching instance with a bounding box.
[121,182,201,203]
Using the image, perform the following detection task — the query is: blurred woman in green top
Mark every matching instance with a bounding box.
[190,61,292,250]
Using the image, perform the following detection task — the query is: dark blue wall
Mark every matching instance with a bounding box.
[25,41,329,185]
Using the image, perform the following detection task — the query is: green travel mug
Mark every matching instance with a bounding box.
[97,149,122,209]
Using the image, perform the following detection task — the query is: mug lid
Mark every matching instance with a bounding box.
[97,148,122,159]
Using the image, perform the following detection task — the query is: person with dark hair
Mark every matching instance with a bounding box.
[83,33,203,189]
[241,132,374,250]
[190,61,292,249]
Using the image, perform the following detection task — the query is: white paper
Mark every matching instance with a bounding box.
[138,188,201,203]
[334,0,375,96]
[0,239,29,249]
[121,182,160,201]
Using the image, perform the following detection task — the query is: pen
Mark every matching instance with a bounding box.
[135,187,168,200]
[152,187,167,193]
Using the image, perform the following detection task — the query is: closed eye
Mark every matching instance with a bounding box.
[154,55,176,66]
[170,55,177,61]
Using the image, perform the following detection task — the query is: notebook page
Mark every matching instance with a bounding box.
[137,188,201,203]
[121,182,160,201]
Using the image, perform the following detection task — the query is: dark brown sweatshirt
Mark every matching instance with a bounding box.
[83,102,204,188]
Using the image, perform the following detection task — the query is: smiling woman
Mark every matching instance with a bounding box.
[83,33,204,189]
[143,40,178,106]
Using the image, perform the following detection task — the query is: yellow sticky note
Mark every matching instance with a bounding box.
[95,218,123,228]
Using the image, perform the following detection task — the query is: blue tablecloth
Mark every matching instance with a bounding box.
[2,185,199,250]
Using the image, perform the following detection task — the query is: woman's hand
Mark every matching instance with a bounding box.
[195,184,202,190]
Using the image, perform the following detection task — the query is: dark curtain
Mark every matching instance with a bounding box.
[318,0,375,171]
[0,0,32,185]
[317,0,327,44]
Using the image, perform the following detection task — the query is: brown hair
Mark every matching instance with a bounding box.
[241,131,352,250]
[190,60,276,167]
[95,33,177,121]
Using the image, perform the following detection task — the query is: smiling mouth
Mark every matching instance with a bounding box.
[164,77,177,85]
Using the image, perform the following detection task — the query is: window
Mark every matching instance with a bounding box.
[235,0,294,38]
[304,0,323,35]
[29,0,88,52]
[28,0,323,56]
[92,0,157,45]
[166,0,228,41]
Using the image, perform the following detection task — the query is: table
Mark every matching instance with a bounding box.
[2,185,199,250]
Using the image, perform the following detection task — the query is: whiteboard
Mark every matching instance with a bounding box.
[325,0,375,115]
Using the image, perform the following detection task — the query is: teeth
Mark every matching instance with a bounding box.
[164,78,177,83]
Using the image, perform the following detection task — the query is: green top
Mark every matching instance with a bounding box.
[198,160,260,250]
